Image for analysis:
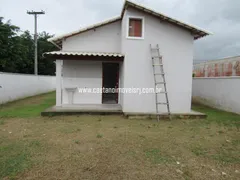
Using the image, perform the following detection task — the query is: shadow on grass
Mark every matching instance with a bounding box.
[0,91,55,118]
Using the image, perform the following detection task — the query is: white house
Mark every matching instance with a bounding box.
[44,0,210,115]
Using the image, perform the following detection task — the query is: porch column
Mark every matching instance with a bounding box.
[56,59,63,106]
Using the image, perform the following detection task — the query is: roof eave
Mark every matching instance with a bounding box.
[48,39,62,49]
[48,16,122,48]
[49,0,211,48]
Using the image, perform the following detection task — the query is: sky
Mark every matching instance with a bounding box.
[0,0,239,62]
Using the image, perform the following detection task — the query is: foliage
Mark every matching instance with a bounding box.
[96,134,103,138]
[0,17,58,75]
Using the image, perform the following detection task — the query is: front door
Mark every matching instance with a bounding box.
[102,63,119,104]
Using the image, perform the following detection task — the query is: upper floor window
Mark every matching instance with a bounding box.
[127,16,144,39]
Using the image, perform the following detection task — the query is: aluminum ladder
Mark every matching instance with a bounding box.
[150,44,171,121]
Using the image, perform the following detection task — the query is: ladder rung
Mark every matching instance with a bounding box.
[157,102,169,105]
[154,73,165,75]
[154,73,165,76]
[151,45,171,119]
[152,56,162,59]
[155,82,165,84]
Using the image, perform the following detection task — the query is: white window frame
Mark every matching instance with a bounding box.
[126,16,145,40]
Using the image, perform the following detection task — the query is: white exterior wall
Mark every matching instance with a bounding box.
[192,77,240,114]
[121,8,194,113]
[62,60,102,104]
[0,72,56,104]
[59,8,195,113]
[62,21,121,53]
[56,60,63,106]
[119,62,124,106]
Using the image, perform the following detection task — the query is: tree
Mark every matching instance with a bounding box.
[0,17,21,72]
[38,31,57,75]
[0,17,57,75]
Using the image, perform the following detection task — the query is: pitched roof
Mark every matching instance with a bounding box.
[48,16,121,48]
[49,0,211,48]
[122,0,211,40]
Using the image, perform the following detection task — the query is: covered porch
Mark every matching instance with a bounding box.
[43,51,124,113]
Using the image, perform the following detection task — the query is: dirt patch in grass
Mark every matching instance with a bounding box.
[0,93,239,179]
[0,115,238,180]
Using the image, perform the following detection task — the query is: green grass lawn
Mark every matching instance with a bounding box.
[0,92,239,180]
[192,103,240,128]
[0,92,55,118]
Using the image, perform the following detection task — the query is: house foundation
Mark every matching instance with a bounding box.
[41,105,206,119]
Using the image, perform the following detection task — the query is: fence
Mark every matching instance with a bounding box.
[193,56,240,77]
[0,72,56,104]
[192,77,240,114]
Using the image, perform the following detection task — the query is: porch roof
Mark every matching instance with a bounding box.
[43,51,124,61]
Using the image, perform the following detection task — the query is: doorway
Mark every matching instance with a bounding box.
[102,63,119,104]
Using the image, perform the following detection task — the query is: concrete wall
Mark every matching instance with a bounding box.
[0,72,56,104]
[192,77,240,114]
[193,56,240,77]
[62,21,121,53]
[121,7,194,113]
[62,60,102,104]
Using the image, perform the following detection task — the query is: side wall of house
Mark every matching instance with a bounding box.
[62,21,121,53]
[62,60,102,104]
[121,8,194,113]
